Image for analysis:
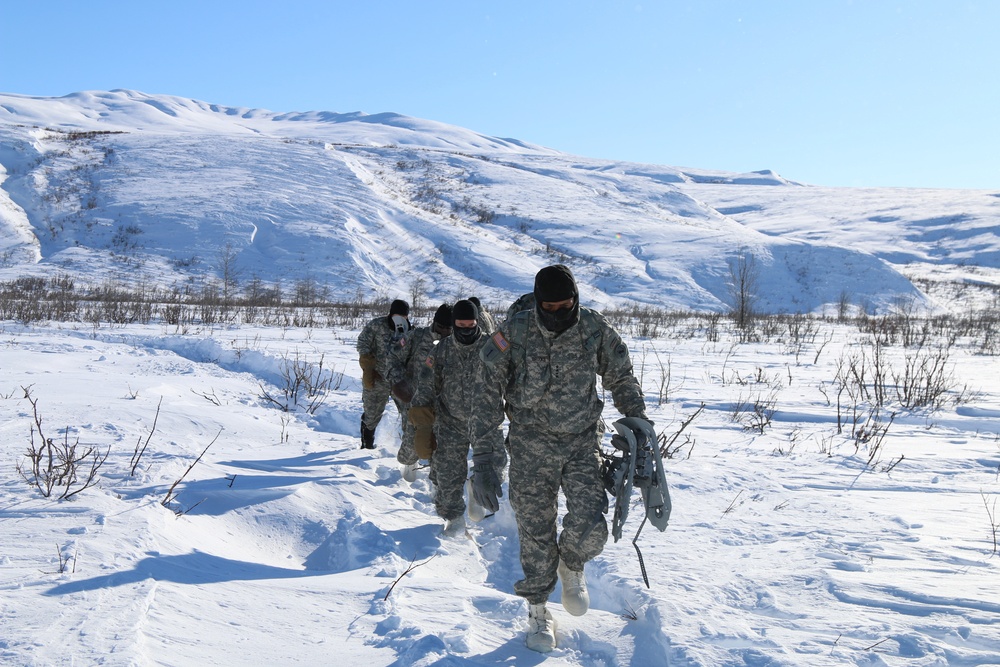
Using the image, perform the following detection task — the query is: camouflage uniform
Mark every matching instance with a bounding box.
[504,292,535,323]
[411,332,505,521]
[469,298,497,335]
[476,306,647,604]
[356,315,409,444]
[393,325,442,465]
[478,308,497,335]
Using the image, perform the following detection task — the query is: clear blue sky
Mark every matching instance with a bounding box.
[3,1,997,189]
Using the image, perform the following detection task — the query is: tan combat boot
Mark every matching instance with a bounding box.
[558,559,590,616]
[526,602,557,652]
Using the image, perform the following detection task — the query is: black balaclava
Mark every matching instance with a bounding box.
[533,264,580,334]
[389,299,410,317]
[432,303,453,338]
[452,299,481,345]
[388,299,410,333]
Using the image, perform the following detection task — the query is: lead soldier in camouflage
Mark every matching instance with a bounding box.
[473,265,651,653]
[409,299,506,534]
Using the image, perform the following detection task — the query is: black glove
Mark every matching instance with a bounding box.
[610,433,631,452]
[471,452,502,513]
[611,416,655,451]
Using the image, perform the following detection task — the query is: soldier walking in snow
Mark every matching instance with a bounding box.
[356,299,412,451]
[467,296,497,335]
[393,303,454,481]
[409,299,506,534]
[473,264,651,653]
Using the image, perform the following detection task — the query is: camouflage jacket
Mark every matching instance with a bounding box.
[356,315,408,386]
[504,292,535,323]
[397,325,443,388]
[478,308,498,335]
[412,331,503,452]
[476,306,646,438]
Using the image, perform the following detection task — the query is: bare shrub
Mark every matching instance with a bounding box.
[259,351,342,414]
[782,314,819,363]
[837,291,853,322]
[731,386,779,434]
[16,388,109,500]
[726,246,760,336]
[658,404,703,459]
[649,347,675,406]
[50,543,78,574]
[892,345,957,410]
[161,430,220,514]
[130,398,161,476]
[983,492,999,557]
[852,407,896,467]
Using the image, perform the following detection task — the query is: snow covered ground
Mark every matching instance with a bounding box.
[1,312,998,666]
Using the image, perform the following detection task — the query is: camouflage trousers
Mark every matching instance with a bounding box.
[431,423,506,521]
[361,381,413,463]
[508,422,608,604]
[397,403,417,465]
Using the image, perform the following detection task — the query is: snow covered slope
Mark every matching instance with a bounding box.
[6,90,996,314]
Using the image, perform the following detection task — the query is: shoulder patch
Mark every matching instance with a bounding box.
[424,355,435,369]
[615,342,628,357]
[481,330,512,365]
[492,331,509,352]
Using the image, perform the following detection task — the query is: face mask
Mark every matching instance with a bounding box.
[391,314,409,335]
[537,301,579,334]
[453,325,480,345]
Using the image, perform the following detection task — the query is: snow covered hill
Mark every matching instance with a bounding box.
[3,90,997,315]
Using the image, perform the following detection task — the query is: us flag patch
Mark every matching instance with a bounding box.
[424,356,435,369]
[492,331,509,352]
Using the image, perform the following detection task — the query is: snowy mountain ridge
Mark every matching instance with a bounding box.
[3,90,997,315]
